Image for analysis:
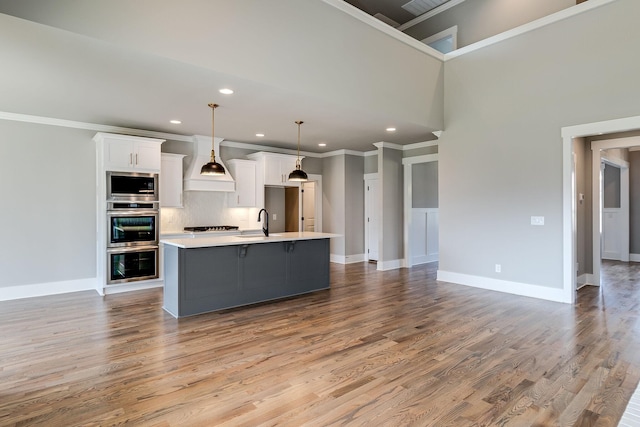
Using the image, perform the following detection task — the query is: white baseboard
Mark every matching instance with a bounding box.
[436,270,569,303]
[330,253,365,264]
[0,277,98,301]
[103,280,164,294]
[377,259,403,271]
[577,273,597,289]
[413,254,438,265]
[630,253,640,262]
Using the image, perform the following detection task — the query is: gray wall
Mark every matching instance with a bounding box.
[379,147,404,261]
[412,162,438,209]
[439,0,640,289]
[301,157,323,175]
[603,164,621,209]
[322,155,345,256]
[0,120,96,288]
[265,187,286,233]
[364,154,377,174]
[404,0,575,49]
[345,155,365,255]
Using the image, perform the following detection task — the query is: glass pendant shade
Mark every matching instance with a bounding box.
[289,120,308,182]
[200,103,225,176]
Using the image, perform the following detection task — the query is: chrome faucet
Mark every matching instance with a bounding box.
[258,208,269,237]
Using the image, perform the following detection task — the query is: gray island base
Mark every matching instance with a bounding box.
[161,232,337,318]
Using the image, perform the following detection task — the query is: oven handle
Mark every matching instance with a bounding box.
[107,210,159,216]
[107,245,158,254]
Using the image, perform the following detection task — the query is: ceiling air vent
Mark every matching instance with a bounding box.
[401,0,449,16]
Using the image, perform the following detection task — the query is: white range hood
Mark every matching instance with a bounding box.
[183,135,235,192]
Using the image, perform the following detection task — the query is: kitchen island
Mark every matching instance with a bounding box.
[160,232,338,317]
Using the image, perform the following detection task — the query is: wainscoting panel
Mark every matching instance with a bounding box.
[411,208,439,265]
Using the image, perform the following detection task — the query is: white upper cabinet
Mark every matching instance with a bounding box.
[96,133,163,172]
[160,153,186,208]
[226,159,256,208]
[247,152,302,187]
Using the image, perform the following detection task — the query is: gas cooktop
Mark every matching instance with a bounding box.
[184,226,239,232]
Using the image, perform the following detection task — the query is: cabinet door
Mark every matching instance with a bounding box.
[160,154,184,208]
[229,161,256,207]
[263,156,284,185]
[281,157,300,187]
[104,139,134,171]
[286,239,330,293]
[134,141,162,172]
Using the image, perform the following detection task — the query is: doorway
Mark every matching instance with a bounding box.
[563,115,640,304]
[364,173,379,261]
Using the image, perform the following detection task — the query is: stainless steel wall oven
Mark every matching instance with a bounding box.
[106,200,159,284]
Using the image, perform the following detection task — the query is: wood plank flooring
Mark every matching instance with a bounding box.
[1,261,640,426]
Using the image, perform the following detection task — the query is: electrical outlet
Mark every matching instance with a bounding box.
[495,264,501,273]
[272,213,277,221]
[531,216,545,226]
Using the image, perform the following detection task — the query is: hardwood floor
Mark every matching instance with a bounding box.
[1,261,640,426]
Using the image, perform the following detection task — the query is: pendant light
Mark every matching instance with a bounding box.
[288,120,308,182]
[200,103,226,176]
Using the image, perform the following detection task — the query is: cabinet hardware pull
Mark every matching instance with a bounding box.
[135,153,138,165]
[130,153,133,165]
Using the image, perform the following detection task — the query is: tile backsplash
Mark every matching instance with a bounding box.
[160,191,260,234]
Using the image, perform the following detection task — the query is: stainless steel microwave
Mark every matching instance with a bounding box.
[106,171,159,202]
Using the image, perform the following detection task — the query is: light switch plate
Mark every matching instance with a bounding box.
[531,216,545,226]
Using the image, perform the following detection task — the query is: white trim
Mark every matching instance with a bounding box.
[445,0,616,61]
[321,0,444,60]
[402,140,439,151]
[0,110,194,142]
[221,140,321,158]
[577,273,596,289]
[364,150,378,157]
[373,141,404,150]
[377,259,403,271]
[103,280,163,294]
[398,0,467,32]
[364,172,379,180]
[402,153,439,165]
[330,253,366,264]
[437,270,569,303]
[630,254,640,262]
[318,149,366,158]
[0,278,98,301]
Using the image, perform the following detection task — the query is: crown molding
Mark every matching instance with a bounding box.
[374,141,404,150]
[403,140,439,150]
[0,111,194,142]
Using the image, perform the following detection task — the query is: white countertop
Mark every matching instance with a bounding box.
[160,231,340,249]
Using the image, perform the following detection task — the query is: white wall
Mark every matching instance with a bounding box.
[439,0,640,291]
[0,120,96,288]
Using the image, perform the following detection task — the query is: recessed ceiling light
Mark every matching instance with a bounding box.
[318,143,327,147]
[170,120,182,124]
[256,133,265,137]
[386,127,396,132]
[219,88,234,95]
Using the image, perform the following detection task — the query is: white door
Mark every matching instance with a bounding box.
[365,178,379,261]
[301,182,316,232]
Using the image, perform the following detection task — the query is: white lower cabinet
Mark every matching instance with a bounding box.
[160,153,186,208]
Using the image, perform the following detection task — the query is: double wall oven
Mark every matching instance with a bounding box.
[106,172,159,285]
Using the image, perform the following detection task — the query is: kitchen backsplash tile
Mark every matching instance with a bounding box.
[160,191,259,233]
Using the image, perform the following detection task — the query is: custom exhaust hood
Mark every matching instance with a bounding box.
[183,135,235,192]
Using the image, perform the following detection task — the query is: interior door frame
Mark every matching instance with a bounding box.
[364,173,378,261]
[402,154,438,268]
[562,115,640,304]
